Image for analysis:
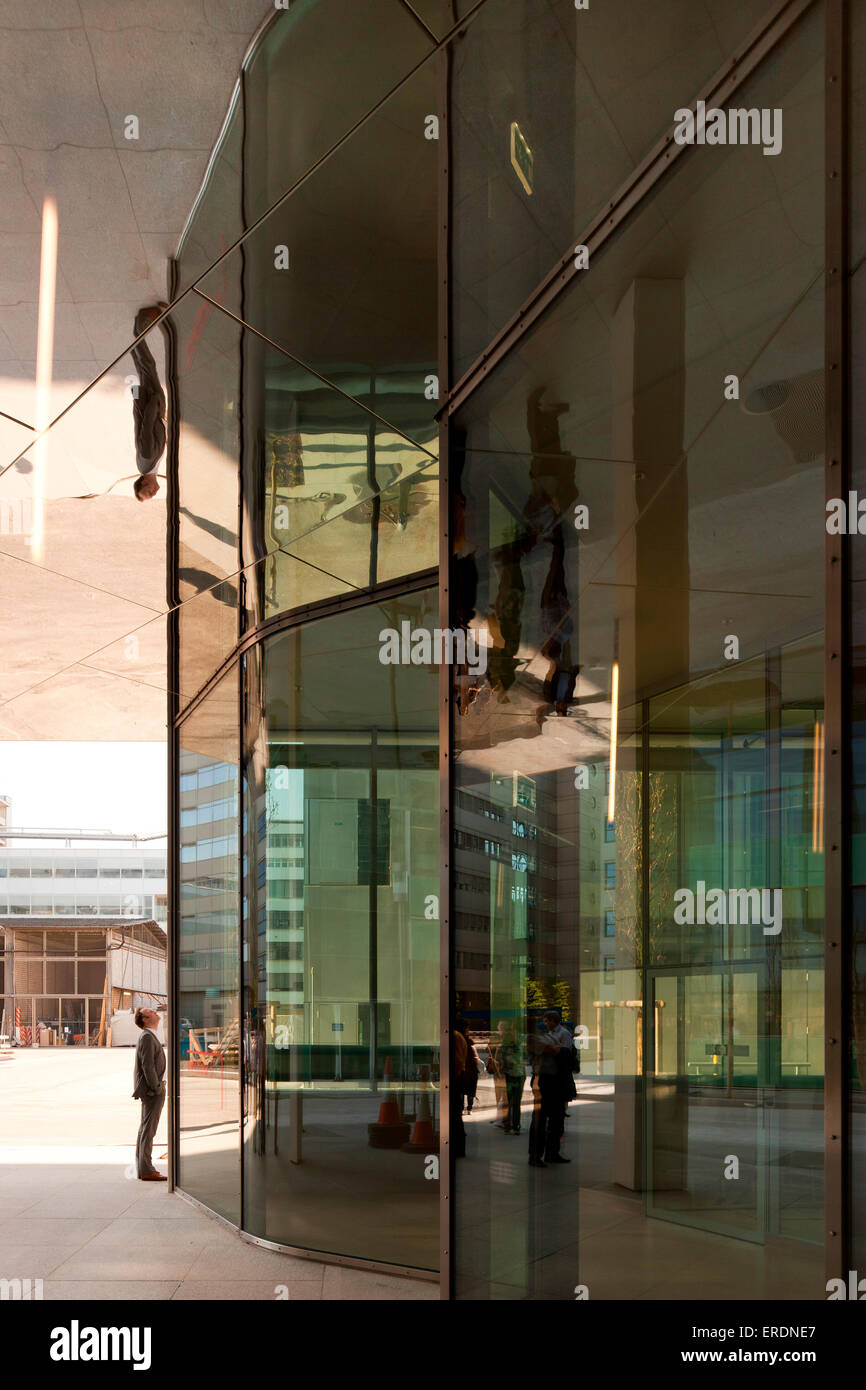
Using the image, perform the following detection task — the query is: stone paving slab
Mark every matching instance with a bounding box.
[0,1051,436,1300]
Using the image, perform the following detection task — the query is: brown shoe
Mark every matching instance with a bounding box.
[139,1172,168,1181]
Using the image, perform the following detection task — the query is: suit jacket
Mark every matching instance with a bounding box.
[132,1029,166,1100]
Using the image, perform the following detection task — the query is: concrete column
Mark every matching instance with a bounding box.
[610,278,689,1192]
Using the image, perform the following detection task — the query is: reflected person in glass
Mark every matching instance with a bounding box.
[527,1010,571,1166]
[131,304,167,502]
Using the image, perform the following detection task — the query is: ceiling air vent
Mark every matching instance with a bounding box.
[741,367,824,464]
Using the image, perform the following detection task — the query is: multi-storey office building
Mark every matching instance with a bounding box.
[0,839,167,924]
[159,0,864,1300]
[0,834,167,1045]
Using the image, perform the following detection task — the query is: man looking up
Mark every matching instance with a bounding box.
[132,1006,167,1181]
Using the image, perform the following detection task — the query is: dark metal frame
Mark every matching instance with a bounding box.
[440,0,815,422]
[178,567,437,727]
[823,0,850,1288]
[166,256,181,1191]
[437,10,456,1295]
[167,0,854,1301]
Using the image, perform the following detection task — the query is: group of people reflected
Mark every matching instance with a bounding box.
[453,1010,579,1167]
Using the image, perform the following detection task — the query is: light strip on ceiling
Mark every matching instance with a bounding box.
[608,661,619,824]
[32,195,58,565]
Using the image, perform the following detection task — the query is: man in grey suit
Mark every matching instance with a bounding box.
[130,303,167,503]
[132,1006,167,1181]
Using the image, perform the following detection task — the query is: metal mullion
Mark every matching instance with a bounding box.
[824,0,850,1289]
[438,17,454,1303]
[438,413,453,1301]
[237,649,245,1234]
[174,567,438,731]
[238,63,248,647]
[441,0,815,423]
[640,698,650,1208]
[166,257,181,1191]
[397,0,440,45]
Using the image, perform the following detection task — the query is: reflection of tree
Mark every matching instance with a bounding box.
[613,770,680,969]
[524,973,571,1017]
[267,430,304,488]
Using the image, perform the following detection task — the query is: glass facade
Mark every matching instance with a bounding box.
[178,675,240,1223]
[240,597,439,1267]
[165,0,862,1299]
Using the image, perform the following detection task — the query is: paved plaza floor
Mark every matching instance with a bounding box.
[0,1049,436,1301]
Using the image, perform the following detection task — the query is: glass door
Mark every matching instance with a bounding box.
[647,963,766,1242]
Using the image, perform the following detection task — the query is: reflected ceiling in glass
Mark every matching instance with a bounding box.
[175,0,436,292]
[0,1,273,424]
[450,0,791,379]
[194,59,440,456]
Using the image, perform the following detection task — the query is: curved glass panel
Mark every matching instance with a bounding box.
[195,58,440,456]
[237,333,437,627]
[174,285,438,705]
[173,291,241,704]
[178,672,241,1224]
[241,595,439,1269]
[173,83,247,295]
[175,0,435,294]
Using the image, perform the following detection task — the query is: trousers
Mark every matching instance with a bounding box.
[528,1074,566,1161]
[136,1088,165,1176]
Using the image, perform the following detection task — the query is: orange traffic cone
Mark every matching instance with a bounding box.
[368,1056,410,1149]
[403,1066,436,1153]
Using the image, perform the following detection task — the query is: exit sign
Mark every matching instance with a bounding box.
[510,121,533,195]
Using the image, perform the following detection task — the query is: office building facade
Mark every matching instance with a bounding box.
[0,834,167,1046]
[166,0,865,1298]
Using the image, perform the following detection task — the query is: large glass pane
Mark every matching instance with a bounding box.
[645,638,824,1247]
[196,57,440,457]
[451,4,825,1300]
[178,672,240,1223]
[171,298,437,652]
[241,593,439,1269]
[451,0,786,379]
[60,997,86,1046]
[173,291,241,705]
[175,0,435,293]
[173,82,246,293]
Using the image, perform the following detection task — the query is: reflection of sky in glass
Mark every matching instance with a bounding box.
[266,764,304,822]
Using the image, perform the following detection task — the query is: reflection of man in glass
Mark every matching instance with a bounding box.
[527,1009,572,1166]
[523,389,579,719]
[493,1019,526,1135]
[131,304,168,502]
